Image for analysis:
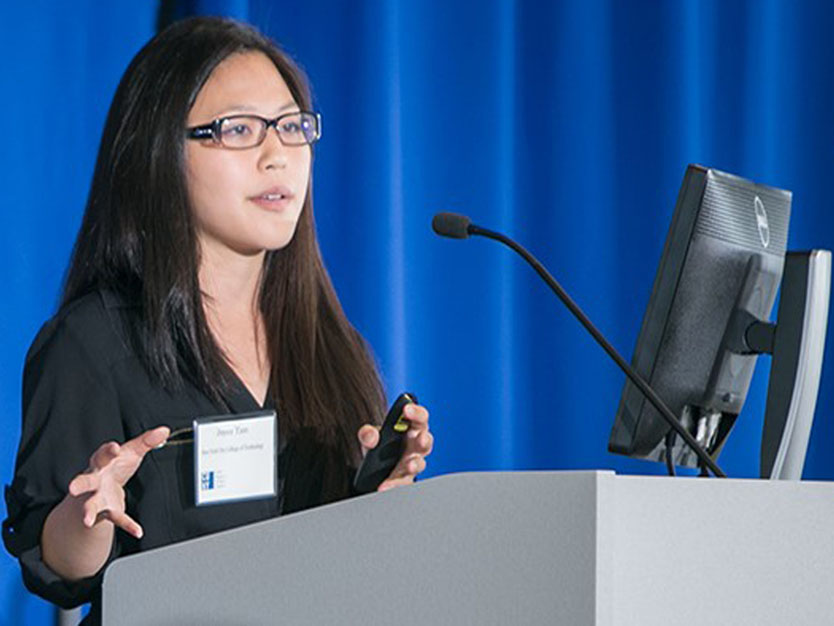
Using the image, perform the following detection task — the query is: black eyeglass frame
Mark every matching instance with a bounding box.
[186,111,322,149]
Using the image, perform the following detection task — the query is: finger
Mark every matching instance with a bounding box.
[105,509,144,539]
[389,453,426,480]
[401,454,426,476]
[378,476,415,492]
[420,431,434,455]
[405,429,433,455]
[69,471,101,498]
[357,425,379,451]
[121,426,171,459]
[82,494,104,528]
[90,441,121,471]
[403,403,429,426]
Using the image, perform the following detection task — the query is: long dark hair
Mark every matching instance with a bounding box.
[63,17,385,479]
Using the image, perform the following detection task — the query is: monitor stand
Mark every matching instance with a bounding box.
[752,249,831,478]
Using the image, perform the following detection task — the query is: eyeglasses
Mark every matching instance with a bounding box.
[186,111,322,149]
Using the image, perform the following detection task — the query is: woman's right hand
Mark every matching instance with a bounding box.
[66,426,170,539]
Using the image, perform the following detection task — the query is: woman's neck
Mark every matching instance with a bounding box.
[198,239,270,405]
[198,240,264,316]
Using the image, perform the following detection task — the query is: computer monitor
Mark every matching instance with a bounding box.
[608,164,831,478]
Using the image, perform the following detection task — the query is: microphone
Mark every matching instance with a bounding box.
[432,212,472,239]
[432,211,726,478]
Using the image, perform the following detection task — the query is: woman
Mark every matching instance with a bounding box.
[2,16,432,623]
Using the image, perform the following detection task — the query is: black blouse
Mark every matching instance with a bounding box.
[2,290,356,623]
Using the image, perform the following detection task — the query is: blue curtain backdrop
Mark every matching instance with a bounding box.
[3,0,834,622]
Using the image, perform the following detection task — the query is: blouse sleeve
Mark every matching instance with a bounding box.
[2,313,125,609]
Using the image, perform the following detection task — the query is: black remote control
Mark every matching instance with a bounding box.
[353,392,418,494]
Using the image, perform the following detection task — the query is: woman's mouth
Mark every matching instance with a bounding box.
[249,186,294,211]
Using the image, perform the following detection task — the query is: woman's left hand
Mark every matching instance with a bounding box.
[357,403,433,491]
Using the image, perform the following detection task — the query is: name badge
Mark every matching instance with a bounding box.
[194,411,277,506]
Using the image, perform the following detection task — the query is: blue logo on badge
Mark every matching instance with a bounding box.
[201,471,215,490]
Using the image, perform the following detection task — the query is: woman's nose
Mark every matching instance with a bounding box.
[259,127,289,170]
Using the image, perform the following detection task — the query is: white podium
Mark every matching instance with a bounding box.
[102,471,834,625]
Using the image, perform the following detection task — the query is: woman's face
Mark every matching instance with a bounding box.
[185,51,311,257]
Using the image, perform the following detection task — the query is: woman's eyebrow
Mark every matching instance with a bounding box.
[210,101,299,118]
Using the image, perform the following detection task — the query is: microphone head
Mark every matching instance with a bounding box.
[432,212,472,239]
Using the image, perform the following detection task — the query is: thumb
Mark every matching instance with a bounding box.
[358,425,379,449]
[142,426,171,450]
[123,426,171,459]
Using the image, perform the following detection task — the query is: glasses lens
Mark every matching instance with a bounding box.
[277,112,319,145]
[219,116,265,148]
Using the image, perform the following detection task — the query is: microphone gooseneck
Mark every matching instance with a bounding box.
[433,212,726,478]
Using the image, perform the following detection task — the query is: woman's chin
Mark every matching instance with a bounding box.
[247,224,299,254]
[265,223,299,250]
